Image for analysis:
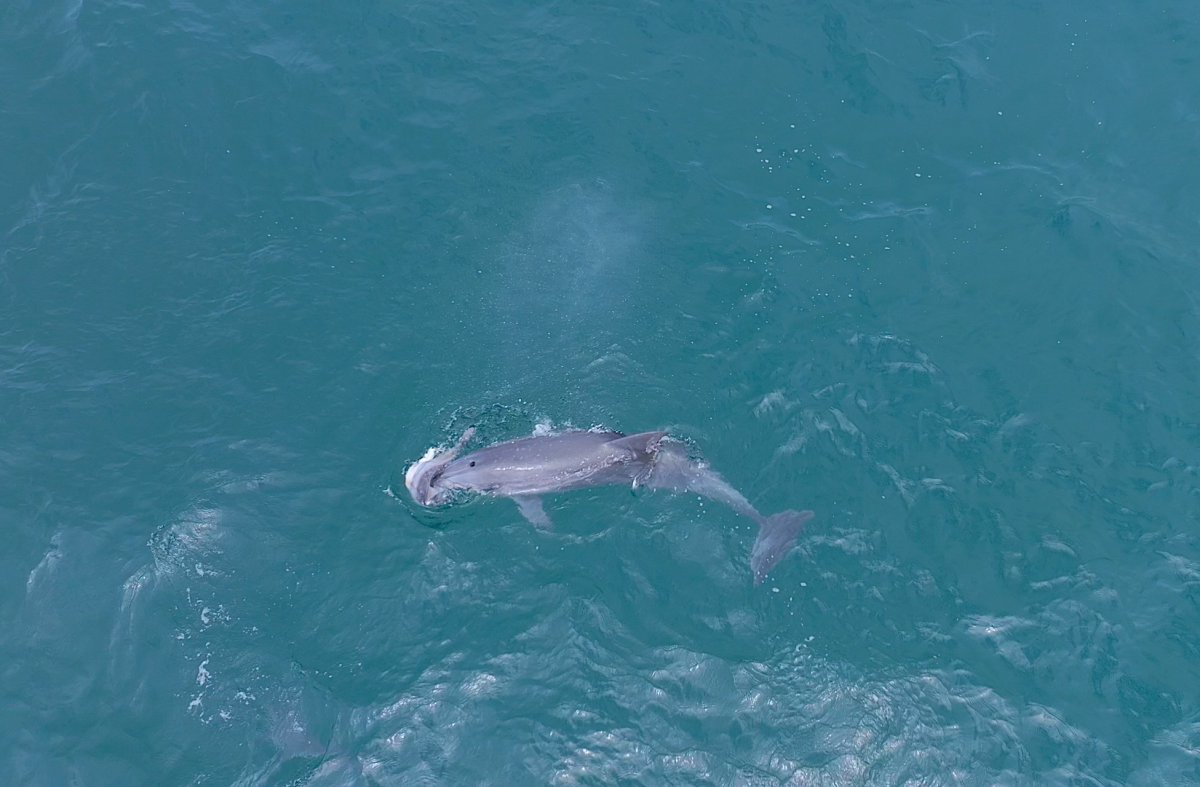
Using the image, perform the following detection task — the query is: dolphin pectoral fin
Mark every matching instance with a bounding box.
[631,464,653,492]
[454,426,477,450]
[513,496,553,530]
[750,510,813,585]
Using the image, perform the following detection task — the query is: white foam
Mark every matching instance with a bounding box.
[151,506,225,578]
[25,538,62,598]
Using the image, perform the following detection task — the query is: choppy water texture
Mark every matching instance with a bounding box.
[4,1,1200,784]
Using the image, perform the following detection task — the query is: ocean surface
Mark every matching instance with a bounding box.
[4,1,1200,784]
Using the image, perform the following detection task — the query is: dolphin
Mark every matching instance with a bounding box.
[405,427,813,584]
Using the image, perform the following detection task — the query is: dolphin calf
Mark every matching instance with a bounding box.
[405,427,813,584]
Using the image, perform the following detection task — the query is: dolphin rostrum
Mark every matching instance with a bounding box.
[405,427,813,584]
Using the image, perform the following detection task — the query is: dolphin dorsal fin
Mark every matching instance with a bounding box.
[607,431,668,458]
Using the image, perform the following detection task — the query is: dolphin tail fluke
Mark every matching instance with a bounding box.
[750,509,813,585]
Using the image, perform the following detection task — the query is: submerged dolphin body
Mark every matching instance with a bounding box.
[405,428,813,584]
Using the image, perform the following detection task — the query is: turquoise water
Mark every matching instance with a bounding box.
[4,0,1200,783]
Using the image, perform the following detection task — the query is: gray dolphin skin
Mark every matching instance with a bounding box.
[405,427,813,584]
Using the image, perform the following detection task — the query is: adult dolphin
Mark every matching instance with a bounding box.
[405,427,813,584]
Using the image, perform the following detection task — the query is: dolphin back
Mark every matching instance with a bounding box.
[436,430,653,497]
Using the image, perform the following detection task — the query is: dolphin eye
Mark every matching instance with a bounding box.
[469,461,476,467]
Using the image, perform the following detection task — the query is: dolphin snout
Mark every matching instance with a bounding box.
[405,450,450,506]
[416,483,452,507]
